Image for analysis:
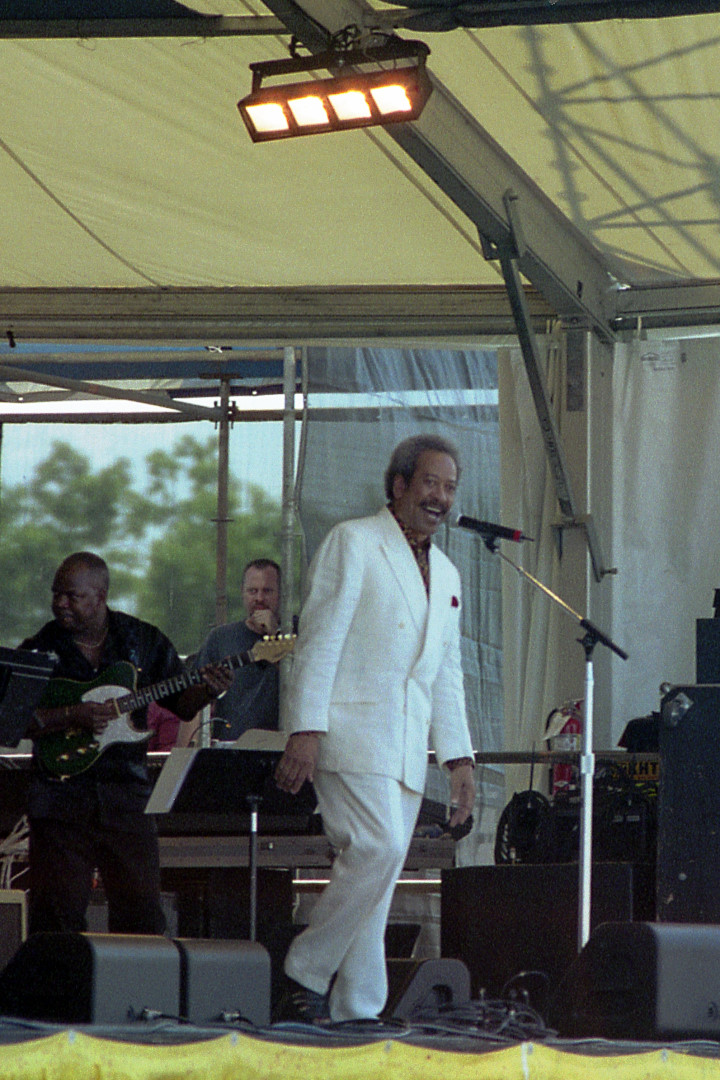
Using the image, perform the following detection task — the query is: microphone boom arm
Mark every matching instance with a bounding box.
[492,547,627,661]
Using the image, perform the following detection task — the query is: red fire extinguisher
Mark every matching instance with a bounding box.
[544,698,583,796]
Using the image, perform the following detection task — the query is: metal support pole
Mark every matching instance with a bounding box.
[578,650,595,950]
[280,347,296,633]
[498,248,578,522]
[215,377,231,627]
[491,190,608,581]
[248,795,260,943]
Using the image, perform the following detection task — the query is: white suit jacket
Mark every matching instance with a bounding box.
[282,507,474,794]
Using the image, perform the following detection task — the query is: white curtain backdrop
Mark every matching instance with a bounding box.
[609,337,720,739]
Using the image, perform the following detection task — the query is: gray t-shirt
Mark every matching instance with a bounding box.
[193,621,280,739]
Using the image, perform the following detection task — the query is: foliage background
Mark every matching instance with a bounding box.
[0,433,285,656]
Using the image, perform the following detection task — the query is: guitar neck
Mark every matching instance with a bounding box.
[116,651,253,714]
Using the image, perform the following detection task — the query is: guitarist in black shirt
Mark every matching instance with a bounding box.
[21,551,233,936]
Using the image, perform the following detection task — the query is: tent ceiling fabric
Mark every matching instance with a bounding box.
[2,0,720,338]
[420,12,720,283]
[0,3,487,290]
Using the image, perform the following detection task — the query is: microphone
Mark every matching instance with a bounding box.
[452,514,534,543]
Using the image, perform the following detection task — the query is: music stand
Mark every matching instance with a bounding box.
[0,647,56,748]
[146,746,316,940]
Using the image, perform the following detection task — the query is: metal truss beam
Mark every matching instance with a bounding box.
[611,280,720,332]
[0,16,285,38]
[375,0,720,30]
[0,361,222,420]
[0,286,556,344]
[261,0,617,343]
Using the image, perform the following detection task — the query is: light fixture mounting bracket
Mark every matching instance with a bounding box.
[249,37,430,93]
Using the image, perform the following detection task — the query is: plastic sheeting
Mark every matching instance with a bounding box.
[297,346,502,853]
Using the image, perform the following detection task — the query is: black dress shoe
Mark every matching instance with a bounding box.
[274,977,331,1024]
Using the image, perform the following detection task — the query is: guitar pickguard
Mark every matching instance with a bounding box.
[80,682,152,753]
[36,664,151,779]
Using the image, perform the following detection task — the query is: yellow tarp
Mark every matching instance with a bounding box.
[1,1032,720,1080]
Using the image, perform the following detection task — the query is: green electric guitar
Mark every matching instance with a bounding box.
[35,635,295,779]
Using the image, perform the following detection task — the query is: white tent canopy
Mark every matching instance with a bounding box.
[2,0,720,331]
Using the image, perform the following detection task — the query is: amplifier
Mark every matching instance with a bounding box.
[0,890,26,973]
[441,862,652,1005]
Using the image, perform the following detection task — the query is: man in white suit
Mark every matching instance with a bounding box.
[275,434,475,1023]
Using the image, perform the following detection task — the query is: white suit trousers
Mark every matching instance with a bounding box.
[284,771,423,1021]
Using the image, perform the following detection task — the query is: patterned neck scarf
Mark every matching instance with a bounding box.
[389,504,431,597]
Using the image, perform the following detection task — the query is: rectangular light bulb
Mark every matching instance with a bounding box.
[370,84,413,115]
[245,102,289,134]
[288,95,330,127]
[328,90,372,121]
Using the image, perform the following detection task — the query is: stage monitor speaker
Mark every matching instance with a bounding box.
[0,890,26,974]
[658,684,720,922]
[0,932,180,1024]
[174,938,271,1026]
[695,619,720,682]
[384,958,471,1021]
[550,921,720,1040]
[441,863,648,1006]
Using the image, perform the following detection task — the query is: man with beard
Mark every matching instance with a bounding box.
[188,559,288,742]
[274,433,475,1023]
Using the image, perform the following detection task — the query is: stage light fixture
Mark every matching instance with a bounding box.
[238,40,432,143]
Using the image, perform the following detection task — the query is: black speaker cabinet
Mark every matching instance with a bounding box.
[384,958,471,1020]
[0,890,26,974]
[551,921,720,1040]
[164,867,293,940]
[174,938,271,1026]
[0,932,180,1023]
[441,863,648,1003]
[658,684,720,922]
[696,620,720,683]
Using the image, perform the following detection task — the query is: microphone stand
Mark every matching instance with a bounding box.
[479,534,627,952]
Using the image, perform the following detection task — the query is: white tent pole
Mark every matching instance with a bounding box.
[280,347,296,632]
[293,348,310,597]
[578,655,595,950]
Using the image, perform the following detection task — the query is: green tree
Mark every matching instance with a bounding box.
[133,434,286,654]
[0,435,287,653]
[0,441,154,643]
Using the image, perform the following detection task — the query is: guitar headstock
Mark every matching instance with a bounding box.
[249,634,296,665]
